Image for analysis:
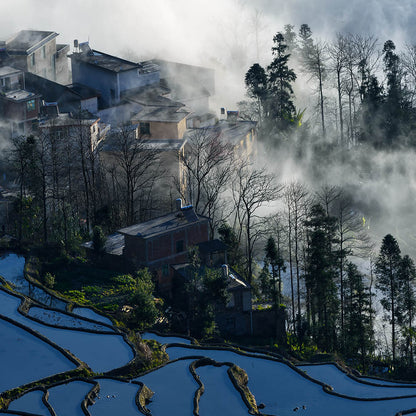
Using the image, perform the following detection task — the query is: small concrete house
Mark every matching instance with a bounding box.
[1,30,70,84]
[0,66,41,136]
[38,113,109,152]
[70,43,159,109]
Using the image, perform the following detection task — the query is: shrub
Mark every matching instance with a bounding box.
[92,226,106,254]
[44,272,55,289]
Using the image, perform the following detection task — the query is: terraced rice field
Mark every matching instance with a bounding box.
[2,253,416,415]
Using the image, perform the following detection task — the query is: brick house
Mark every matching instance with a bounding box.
[118,199,210,293]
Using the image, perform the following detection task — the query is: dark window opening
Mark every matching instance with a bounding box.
[176,240,184,253]
[162,264,169,276]
[140,122,150,135]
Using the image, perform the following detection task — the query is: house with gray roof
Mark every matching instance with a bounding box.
[70,43,160,109]
[1,30,70,84]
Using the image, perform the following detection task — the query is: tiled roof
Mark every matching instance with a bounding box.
[71,50,139,73]
[118,206,209,239]
[6,30,58,55]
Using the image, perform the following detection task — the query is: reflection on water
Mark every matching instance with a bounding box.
[0,254,67,310]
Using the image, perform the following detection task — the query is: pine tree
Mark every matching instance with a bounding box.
[382,40,410,145]
[264,236,286,339]
[304,203,339,352]
[344,262,374,366]
[375,234,402,363]
[267,32,297,133]
[265,236,285,307]
[398,255,416,365]
[245,63,268,127]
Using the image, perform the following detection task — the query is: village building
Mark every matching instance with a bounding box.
[118,200,211,293]
[0,30,70,84]
[82,198,257,335]
[152,59,214,114]
[24,72,100,114]
[0,66,41,137]
[171,262,253,335]
[38,112,109,152]
[69,43,159,109]
[83,199,226,291]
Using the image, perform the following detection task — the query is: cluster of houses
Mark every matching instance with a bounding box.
[0,30,278,337]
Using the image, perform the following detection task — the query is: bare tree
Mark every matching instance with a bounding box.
[401,43,416,106]
[285,182,310,336]
[328,34,348,145]
[332,191,372,346]
[232,160,283,283]
[178,128,235,236]
[105,125,161,225]
[9,135,33,242]
[299,25,328,136]
[342,34,379,146]
[317,185,372,347]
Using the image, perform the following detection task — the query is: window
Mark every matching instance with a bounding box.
[176,240,184,253]
[42,45,46,58]
[26,100,36,112]
[162,264,169,277]
[30,53,35,67]
[51,55,56,79]
[139,122,150,135]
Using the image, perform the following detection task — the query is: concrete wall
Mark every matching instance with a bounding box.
[98,102,143,124]
[55,45,70,85]
[81,97,98,114]
[118,69,159,92]
[27,38,57,81]
[71,60,118,108]
[144,119,186,140]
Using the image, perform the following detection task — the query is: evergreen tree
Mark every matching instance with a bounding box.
[375,234,402,363]
[218,222,243,272]
[92,225,106,254]
[298,24,314,56]
[283,24,298,56]
[343,262,374,366]
[304,203,339,352]
[130,268,159,328]
[245,63,268,102]
[358,59,384,146]
[398,255,416,365]
[265,236,286,339]
[265,236,285,307]
[267,32,297,133]
[382,40,409,145]
[245,63,268,127]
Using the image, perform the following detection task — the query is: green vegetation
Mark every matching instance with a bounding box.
[228,364,258,414]
[0,367,93,409]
